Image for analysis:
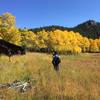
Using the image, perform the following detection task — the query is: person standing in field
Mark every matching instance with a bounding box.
[52,51,61,71]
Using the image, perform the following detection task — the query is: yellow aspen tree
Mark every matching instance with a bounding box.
[90,40,99,52]
[21,31,36,48]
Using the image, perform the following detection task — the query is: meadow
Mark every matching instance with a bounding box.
[0,53,100,100]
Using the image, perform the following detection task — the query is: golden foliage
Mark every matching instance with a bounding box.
[0,13,20,45]
[0,12,100,53]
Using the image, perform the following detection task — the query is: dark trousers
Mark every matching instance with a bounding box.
[53,64,59,71]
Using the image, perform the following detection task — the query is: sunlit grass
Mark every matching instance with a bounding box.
[0,53,100,100]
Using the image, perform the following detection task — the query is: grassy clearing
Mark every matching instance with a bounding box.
[0,53,100,100]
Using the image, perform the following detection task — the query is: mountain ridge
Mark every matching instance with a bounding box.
[29,20,100,39]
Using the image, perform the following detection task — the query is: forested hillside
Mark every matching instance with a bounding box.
[72,20,100,39]
[29,20,100,39]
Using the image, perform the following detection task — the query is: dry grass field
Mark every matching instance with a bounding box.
[0,53,100,100]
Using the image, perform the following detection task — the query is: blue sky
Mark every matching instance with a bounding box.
[0,0,100,28]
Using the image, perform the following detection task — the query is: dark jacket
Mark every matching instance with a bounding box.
[52,54,61,66]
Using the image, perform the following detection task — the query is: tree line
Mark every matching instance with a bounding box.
[0,12,100,54]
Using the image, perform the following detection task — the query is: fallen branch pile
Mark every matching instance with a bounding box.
[0,80,32,93]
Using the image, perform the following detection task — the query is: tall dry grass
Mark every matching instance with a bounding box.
[0,53,100,100]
